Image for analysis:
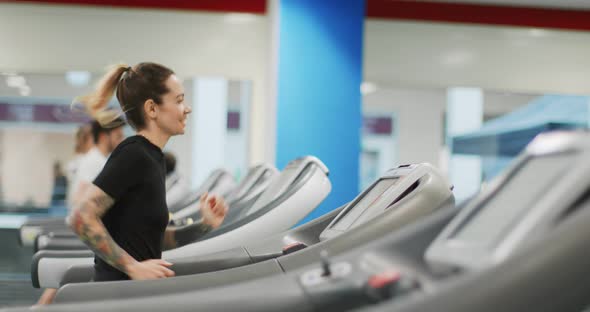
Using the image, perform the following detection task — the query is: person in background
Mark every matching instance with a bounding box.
[50,161,68,208]
[68,118,126,207]
[163,152,190,209]
[65,124,93,204]
[37,118,125,306]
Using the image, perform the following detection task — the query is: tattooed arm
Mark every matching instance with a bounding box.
[67,184,174,280]
[163,222,212,250]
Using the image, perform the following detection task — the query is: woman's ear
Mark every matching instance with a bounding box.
[143,99,157,120]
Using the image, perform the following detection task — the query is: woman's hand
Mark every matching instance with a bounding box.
[199,192,228,229]
[125,259,175,280]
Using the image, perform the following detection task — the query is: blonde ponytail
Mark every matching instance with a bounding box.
[73,64,128,127]
[74,62,174,131]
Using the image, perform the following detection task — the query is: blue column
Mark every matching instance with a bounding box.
[275,0,365,223]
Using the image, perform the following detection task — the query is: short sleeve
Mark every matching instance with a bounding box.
[93,143,147,200]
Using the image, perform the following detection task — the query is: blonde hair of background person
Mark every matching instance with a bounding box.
[68,119,126,208]
[36,63,228,305]
[65,124,93,203]
[75,123,93,154]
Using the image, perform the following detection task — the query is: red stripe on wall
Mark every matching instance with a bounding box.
[366,0,590,32]
[5,0,590,31]
[0,0,266,14]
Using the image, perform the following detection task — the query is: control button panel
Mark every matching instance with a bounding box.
[300,262,353,287]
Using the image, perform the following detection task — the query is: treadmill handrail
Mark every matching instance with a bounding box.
[31,250,93,288]
[195,163,322,241]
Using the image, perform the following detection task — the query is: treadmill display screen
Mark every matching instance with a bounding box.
[451,154,573,247]
[332,178,399,231]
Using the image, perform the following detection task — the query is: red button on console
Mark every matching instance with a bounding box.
[368,270,401,289]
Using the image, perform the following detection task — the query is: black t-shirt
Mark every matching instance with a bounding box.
[92,135,169,281]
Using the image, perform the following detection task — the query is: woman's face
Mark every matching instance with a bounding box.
[155,75,191,136]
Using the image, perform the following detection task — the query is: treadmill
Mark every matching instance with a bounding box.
[167,168,236,214]
[346,130,590,312]
[14,131,590,312]
[49,163,453,303]
[33,164,277,252]
[162,156,331,258]
[31,156,330,290]
[28,163,277,279]
[18,168,236,248]
[355,195,590,312]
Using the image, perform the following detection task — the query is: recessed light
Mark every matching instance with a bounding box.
[6,75,26,88]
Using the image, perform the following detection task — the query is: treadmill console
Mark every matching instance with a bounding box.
[319,164,447,241]
[426,151,578,271]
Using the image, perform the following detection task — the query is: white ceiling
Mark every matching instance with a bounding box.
[425,0,590,10]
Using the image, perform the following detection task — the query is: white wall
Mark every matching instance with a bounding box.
[0,128,73,206]
[2,4,588,200]
[0,73,96,97]
[0,3,270,165]
[225,80,251,181]
[363,86,539,176]
[225,131,248,179]
[364,20,590,95]
[364,88,447,168]
[361,136,397,185]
